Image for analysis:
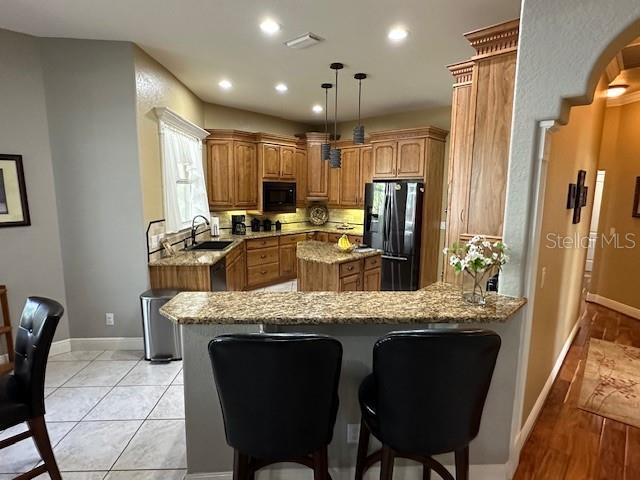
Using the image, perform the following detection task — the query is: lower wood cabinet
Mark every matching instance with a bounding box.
[279,233,307,279]
[225,245,246,291]
[339,273,362,292]
[363,267,381,291]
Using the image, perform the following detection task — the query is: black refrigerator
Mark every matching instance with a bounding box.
[364,180,424,291]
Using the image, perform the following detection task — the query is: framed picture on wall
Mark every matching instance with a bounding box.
[633,177,640,218]
[0,154,31,227]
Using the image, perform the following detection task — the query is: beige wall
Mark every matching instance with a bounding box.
[134,47,205,225]
[521,85,607,423]
[204,103,311,136]
[590,101,640,308]
[335,105,451,138]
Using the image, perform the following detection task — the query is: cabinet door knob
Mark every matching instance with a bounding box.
[260,254,267,259]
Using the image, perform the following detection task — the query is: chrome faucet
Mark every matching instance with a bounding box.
[190,215,210,246]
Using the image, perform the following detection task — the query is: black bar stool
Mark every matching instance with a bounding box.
[0,297,65,480]
[208,333,343,480]
[354,329,501,480]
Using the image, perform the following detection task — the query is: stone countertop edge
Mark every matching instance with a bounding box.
[160,282,527,326]
[297,240,382,265]
[148,225,365,267]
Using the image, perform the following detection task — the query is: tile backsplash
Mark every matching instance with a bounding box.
[146,207,364,262]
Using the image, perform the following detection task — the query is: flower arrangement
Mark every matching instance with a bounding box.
[444,235,509,304]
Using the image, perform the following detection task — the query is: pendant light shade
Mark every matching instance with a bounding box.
[329,62,343,168]
[353,73,367,144]
[320,83,332,160]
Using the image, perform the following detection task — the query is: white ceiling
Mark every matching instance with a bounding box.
[0,0,521,123]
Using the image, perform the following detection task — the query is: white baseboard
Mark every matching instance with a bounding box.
[186,463,507,480]
[586,293,640,320]
[514,316,581,454]
[70,337,144,351]
[49,338,72,357]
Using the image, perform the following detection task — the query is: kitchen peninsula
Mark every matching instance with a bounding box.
[160,284,526,478]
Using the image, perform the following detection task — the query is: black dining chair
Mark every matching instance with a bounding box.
[0,297,65,480]
[208,333,343,480]
[354,329,501,480]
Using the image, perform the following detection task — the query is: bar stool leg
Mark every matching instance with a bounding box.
[233,449,250,480]
[354,418,370,480]
[422,464,431,480]
[454,445,469,480]
[380,446,395,480]
[28,416,62,480]
[313,446,329,480]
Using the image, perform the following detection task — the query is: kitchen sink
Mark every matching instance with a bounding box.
[188,240,234,251]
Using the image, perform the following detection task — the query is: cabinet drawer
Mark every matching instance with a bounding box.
[246,246,280,267]
[349,235,363,245]
[279,233,308,245]
[327,233,343,243]
[247,263,280,286]
[246,237,279,250]
[339,259,362,278]
[364,255,381,270]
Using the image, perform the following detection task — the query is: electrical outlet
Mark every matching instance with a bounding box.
[540,267,547,289]
[150,235,161,249]
[105,313,115,326]
[347,424,360,444]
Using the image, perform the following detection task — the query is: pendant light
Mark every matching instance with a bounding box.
[320,83,332,160]
[329,62,343,168]
[353,73,367,144]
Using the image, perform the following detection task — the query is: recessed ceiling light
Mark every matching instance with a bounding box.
[218,79,232,90]
[312,104,323,114]
[275,83,288,93]
[388,26,409,42]
[607,84,629,98]
[260,18,281,35]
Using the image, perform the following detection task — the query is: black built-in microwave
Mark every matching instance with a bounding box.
[263,182,296,212]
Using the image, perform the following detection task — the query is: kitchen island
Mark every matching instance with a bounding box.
[161,283,525,479]
[296,240,383,292]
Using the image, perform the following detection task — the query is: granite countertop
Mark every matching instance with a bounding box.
[148,224,364,267]
[160,282,526,325]
[297,240,382,265]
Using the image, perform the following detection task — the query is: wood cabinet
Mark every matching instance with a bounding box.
[245,237,280,288]
[328,165,341,206]
[363,267,382,291]
[259,142,297,181]
[298,253,381,292]
[372,142,397,178]
[225,244,246,291]
[396,138,426,178]
[339,148,361,206]
[295,147,307,207]
[444,19,519,283]
[360,147,373,206]
[206,141,234,209]
[304,134,329,199]
[233,142,258,208]
[339,273,361,292]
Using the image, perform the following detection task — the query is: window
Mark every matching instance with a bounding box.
[155,107,209,233]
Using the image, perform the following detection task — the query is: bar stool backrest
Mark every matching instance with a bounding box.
[373,329,501,455]
[209,333,343,459]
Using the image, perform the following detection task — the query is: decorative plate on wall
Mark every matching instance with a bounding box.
[309,205,329,226]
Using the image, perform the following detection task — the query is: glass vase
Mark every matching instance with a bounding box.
[461,268,494,305]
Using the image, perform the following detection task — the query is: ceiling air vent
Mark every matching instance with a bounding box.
[284,33,324,49]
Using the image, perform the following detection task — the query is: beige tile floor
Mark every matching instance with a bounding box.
[1,281,292,480]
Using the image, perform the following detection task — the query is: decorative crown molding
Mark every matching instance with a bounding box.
[154,107,209,140]
[448,61,474,86]
[464,19,520,60]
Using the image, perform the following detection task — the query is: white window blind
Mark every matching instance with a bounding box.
[155,107,210,233]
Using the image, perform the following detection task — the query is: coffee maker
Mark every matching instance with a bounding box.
[232,215,246,235]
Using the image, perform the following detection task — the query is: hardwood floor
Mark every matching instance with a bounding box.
[514,301,640,480]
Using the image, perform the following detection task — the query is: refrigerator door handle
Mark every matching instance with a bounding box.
[381,255,409,261]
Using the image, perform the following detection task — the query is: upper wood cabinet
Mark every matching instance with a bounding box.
[444,19,519,283]
[328,165,341,207]
[304,134,329,199]
[233,141,258,208]
[372,142,397,178]
[258,142,297,181]
[206,141,234,209]
[339,148,361,207]
[359,146,373,206]
[295,147,307,207]
[397,138,426,178]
